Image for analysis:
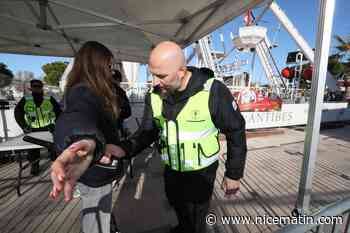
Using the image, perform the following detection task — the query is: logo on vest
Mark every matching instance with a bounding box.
[191,110,200,121]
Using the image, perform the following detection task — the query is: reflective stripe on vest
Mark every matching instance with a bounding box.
[151,78,220,172]
[24,96,55,128]
[162,127,218,141]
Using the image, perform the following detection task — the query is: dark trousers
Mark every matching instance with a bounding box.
[27,149,40,163]
[163,161,218,233]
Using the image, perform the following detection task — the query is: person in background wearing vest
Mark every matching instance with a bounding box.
[49,41,247,233]
[14,79,61,175]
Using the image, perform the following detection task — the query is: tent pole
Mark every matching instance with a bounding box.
[294,0,336,214]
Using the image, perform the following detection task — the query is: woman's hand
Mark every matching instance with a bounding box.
[49,139,95,202]
[99,144,126,164]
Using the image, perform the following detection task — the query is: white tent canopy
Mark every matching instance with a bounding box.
[0,0,267,63]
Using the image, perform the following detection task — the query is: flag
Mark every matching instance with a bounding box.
[243,10,255,26]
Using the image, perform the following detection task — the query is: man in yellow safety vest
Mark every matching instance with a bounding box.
[109,41,247,233]
[15,79,61,175]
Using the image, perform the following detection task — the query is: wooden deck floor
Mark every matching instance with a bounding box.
[1,125,350,233]
[0,157,83,233]
[114,126,350,233]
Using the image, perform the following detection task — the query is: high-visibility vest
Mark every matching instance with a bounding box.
[151,78,220,172]
[24,96,56,129]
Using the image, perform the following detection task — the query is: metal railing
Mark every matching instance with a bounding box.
[275,196,350,233]
[125,87,149,103]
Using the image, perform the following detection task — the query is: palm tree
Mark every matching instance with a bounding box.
[328,35,350,77]
[334,35,350,56]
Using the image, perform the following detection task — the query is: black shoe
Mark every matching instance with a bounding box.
[169,225,183,233]
[30,162,40,176]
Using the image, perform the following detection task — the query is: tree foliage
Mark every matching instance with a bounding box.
[328,35,350,77]
[42,61,68,86]
[0,63,14,88]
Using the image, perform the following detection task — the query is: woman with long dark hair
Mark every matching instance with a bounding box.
[50,41,124,233]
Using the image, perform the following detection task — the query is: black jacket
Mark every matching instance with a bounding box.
[54,85,122,187]
[115,85,131,127]
[14,94,62,132]
[120,67,247,180]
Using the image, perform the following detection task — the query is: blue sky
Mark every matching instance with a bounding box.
[1,0,349,84]
[207,0,350,84]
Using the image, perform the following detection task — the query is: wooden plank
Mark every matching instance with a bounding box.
[278,144,350,208]
[254,149,332,210]
[212,149,296,232]
[313,162,350,191]
[0,162,24,199]
[0,160,51,214]
[0,175,51,219]
[215,168,255,233]
[15,192,66,233]
[241,156,292,217]
[257,149,347,208]
[2,180,52,233]
[250,146,349,214]
[0,162,18,182]
[0,160,51,210]
[30,197,66,233]
[69,214,82,233]
[235,150,302,231]
[247,150,299,210]
[213,172,252,233]
[215,162,268,233]
[55,199,81,233]
[0,173,51,226]
[43,198,81,233]
[221,153,282,232]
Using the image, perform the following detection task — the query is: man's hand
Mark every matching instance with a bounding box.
[99,144,126,164]
[49,139,95,202]
[221,177,240,198]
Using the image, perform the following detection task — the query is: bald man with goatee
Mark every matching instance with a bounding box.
[50,41,247,233]
[112,41,247,233]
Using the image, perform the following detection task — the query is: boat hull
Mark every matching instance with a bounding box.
[242,102,350,129]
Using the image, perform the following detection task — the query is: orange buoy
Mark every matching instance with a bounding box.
[281,67,295,79]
